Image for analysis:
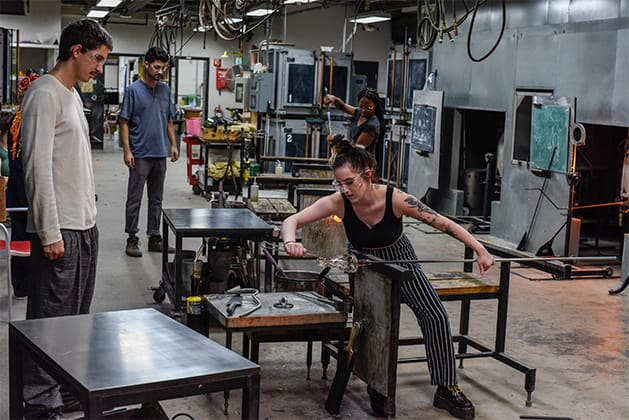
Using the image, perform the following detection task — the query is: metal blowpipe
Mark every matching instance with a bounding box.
[317,254,617,274]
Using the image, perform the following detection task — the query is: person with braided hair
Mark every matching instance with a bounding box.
[281,138,494,419]
[324,87,386,158]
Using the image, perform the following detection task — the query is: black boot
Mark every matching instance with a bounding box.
[433,385,475,419]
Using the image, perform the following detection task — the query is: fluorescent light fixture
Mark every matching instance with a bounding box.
[194,25,210,32]
[349,12,391,24]
[283,0,318,4]
[87,9,110,18]
[96,0,122,7]
[246,8,274,17]
[225,17,243,24]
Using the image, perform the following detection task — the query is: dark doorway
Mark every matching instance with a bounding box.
[457,109,505,217]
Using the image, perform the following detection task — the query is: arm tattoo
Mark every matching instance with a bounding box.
[404,195,459,239]
[404,195,438,219]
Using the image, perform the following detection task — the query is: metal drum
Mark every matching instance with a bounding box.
[274,270,323,293]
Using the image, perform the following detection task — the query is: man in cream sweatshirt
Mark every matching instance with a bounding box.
[20,19,113,419]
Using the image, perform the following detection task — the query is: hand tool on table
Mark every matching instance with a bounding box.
[317,252,617,274]
[224,286,261,317]
[325,321,363,414]
[225,295,242,315]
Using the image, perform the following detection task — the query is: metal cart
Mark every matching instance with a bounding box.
[153,208,275,314]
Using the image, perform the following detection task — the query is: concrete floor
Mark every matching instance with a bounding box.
[1,145,629,420]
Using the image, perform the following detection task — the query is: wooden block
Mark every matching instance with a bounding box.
[427,271,499,296]
[268,198,297,218]
[247,198,277,217]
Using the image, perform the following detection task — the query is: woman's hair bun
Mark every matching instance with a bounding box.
[329,135,353,153]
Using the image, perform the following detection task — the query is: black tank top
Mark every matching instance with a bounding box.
[342,185,403,249]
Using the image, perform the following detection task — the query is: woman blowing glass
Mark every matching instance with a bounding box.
[280,138,494,419]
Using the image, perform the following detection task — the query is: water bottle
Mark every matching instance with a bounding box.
[275,160,283,175]
[250,177,259,202]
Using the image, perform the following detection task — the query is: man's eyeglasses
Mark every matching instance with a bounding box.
[149,63,169,72]
[332,170,365,192]
[84,50,107,66]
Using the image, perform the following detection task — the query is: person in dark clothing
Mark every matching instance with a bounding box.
[280,138,494,419]
[2,72,41,300]
[324,88,386,157]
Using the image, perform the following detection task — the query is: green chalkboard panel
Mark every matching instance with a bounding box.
[530,104,570,173]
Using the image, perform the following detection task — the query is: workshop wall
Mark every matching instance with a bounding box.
[427,0,629,254]
[0,0,61,44]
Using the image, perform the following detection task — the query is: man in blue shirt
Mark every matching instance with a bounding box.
[120,47,179,257]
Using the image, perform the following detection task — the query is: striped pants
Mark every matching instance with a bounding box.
[357,233,457,386]
[23,226,99,418]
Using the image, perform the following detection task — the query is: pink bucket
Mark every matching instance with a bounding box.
[186,117,202,137]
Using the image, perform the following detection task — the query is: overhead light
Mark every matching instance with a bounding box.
[194,26,210,32]
[246,8,274,17]
[87,9,110,18]
[283,0,318,4]
[96,0,122,7]
[349,12,391,24]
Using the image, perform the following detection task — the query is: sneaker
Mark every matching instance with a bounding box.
[148,236,175,253]
[433,385,475,419]
[125,236,142,257]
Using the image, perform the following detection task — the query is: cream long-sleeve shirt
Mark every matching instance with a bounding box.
[21,74,97,245]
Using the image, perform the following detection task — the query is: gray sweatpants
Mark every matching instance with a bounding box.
[23,226,99,418]
[125,157,167,237]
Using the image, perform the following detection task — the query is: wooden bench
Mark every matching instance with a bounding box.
[322,249,536,417]
[396,250,536,409]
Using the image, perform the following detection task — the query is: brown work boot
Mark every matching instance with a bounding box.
[148,235,175,253]
[125,235,142,257]
[433,385,475,419]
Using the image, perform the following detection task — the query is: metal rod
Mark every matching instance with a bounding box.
[356,256,617,266]
[395,126,403,188]
[572,200,627,210]
[319,52,325,109]
[390,49,396,113]
[329,54,334,95]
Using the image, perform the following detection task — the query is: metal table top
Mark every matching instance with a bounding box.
[10,308,259,392]
[205,292,347,329]
[162,208,274,237]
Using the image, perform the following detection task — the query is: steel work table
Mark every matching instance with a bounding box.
[205,292,347,413]
[205,292,347,364]
[158,208,275,312]
[9,308,260,419]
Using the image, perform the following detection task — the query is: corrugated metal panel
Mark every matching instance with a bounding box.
[507,0,548,28]
[431,41,471,107]
[515,32,558,89]
[612,28,629,124]
[569,0,620,22]
[468,30,517,111]
[555,31,616,123]
[548,0,570,24]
